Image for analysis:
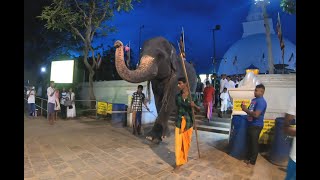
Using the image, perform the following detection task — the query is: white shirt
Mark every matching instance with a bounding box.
[286,95,296,162]
[27,90,35,103]
[61,91,67,105]
[47,87,56,104]
[220,92,230,104]
[225,80,235,89]
[220,78,228,93]
[203,77,210,84]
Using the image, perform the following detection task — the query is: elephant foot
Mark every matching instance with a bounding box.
[145,123,163,144]
[145,136,161,144]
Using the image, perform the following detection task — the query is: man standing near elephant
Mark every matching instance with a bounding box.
[241,84,267,167]
[130,85,149,135]
[173,77,200,173]
[114,37,197,144]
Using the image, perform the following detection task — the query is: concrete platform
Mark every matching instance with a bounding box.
[24,115,286,180]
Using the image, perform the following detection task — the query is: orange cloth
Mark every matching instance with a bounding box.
[175,116,193,166]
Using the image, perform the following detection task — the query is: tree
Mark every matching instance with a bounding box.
[38,0,140,106]
[280,0,296,15]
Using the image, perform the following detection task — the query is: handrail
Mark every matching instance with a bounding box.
[25,96,133,119]
[35,97,48,101]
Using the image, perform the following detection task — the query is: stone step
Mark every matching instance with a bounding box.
[197,120,231,129]
[169,114,231,135]
[170,114,231,123]
[170,114,231,122]
[196,125,230,134]
[169,117,230,128]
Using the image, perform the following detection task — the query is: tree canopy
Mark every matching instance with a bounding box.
[280,0,296,15]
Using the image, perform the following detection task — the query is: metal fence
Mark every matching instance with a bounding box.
[24,96,99,118]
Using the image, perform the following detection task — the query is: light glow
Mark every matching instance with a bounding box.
[50,60,74,83]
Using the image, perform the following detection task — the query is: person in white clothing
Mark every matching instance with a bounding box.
[203,74,210,85]
[67,88,76,118]
[47,81,56,125]
[283,95,296,180]
[26,86,36,117]
[219,74,228,109]
[220,88,230,113]
[60,88,68,119]
[225,76,235,89]
[219,74,228,93]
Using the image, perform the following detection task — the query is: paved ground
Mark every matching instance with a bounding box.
[24,115,286,180]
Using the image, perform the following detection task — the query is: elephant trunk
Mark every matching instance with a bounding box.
[114,40,158,83]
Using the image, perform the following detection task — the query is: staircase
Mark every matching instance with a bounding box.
[169,107,232,135]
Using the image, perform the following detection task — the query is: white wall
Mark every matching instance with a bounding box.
[257,74,296,119]
[229,74,296,119]
[79,80,158,125]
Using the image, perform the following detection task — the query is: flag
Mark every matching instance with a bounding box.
[276,12,285,59]
[233,56,237,65]
[179,27,186,59]
[288,52,294,62]
[261,53,265,62]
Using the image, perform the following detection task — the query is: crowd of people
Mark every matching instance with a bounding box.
[25,81,77,124]
[195,73,245,120]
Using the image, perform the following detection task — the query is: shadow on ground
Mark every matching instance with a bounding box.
[120,124,176,168]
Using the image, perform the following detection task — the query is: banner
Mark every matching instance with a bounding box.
[259,119,275,144]
[107,103,113,114]
[97,101,108,115]
[233,99,251,111]
[277,12,285,60]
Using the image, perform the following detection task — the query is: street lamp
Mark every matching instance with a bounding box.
[211,25,221,73]
[255,0,274,74]
[41,67,46,73]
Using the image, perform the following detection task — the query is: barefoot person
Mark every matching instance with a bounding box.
[130,85,149,135]
[173,77,200,172]
[241,84,267,167]
[47,81,56,125]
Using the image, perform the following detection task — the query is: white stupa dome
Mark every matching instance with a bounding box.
[218,3,296,75]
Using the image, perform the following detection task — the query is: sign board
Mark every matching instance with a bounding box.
[232,98,251,115]
[107,103,113,114]
[233,99,251,111]
[259,119,275,144]
[97,101,108,115]
[97,101,113,115]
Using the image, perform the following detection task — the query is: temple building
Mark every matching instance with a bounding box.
[218,3,296,75]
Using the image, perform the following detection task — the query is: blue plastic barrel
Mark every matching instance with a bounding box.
[229,115,248,159]
[269,117,292,166]
[111,104,127,128]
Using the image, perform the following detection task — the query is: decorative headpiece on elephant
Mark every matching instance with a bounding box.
[114,37,197,144]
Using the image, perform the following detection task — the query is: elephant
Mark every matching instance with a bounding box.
[114,36,197,143]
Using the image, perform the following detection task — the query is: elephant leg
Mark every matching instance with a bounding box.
[146,77,177,144]
[160,96,175,137]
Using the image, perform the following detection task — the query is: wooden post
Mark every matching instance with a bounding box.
[177,29,201,158]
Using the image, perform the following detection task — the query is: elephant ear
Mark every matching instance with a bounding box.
[169,44,178,72]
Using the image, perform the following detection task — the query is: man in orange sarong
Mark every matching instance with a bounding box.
[173,77,201,173]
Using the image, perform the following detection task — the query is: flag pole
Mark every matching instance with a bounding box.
[278,12,285,74]
[178,28,201,159]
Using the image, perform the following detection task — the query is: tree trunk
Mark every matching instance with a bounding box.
[83,45,96,108]
[88,70,96,108]
[262,3,274,74]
